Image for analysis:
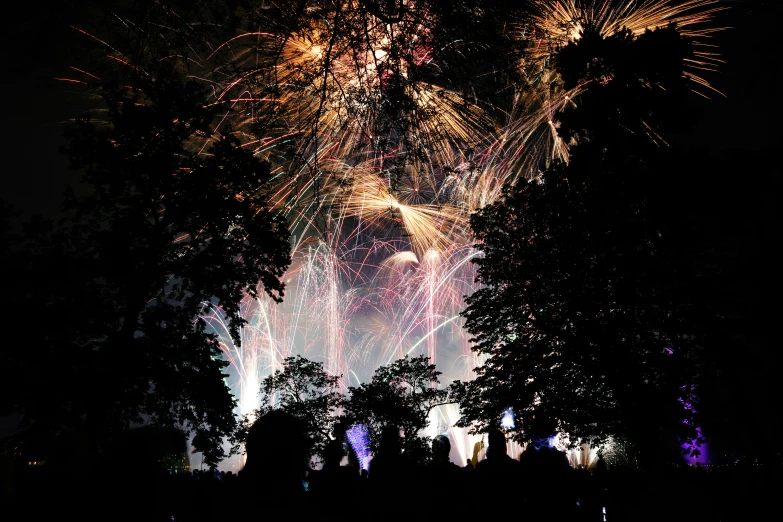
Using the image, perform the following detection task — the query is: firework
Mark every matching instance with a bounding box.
[204,1,493,173]
[61,0,725,467]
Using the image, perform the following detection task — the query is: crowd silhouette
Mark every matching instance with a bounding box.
[233,412,584,519]
[4,409,781,521]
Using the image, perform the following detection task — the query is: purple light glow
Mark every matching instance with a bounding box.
[346,424,372,471]
[679,384,710,466]
[682,426,710,466]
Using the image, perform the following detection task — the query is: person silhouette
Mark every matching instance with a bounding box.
[517,414,575,520]
[428,435,463,485]
[239,411,310,513]
[309,437,360,503]
[475,428,521,508]
[369,426,402,479]
[368,426,413,503]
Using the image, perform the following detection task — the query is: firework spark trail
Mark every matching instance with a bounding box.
[204,4,493,174]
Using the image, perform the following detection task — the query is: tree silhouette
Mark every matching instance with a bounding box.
[456,25,702,465]
[555,25,692,151]
[344,355,450,463]
[5,67,291,467]
[255,355,343,461]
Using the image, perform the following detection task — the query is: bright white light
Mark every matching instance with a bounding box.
[500,407,515,429]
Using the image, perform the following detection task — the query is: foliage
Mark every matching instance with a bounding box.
[254,354,454,463]
[344,355,451,462]
[255,356,342,460]
[555,25,692,151]
[456,24,701,463]
[5,67,291,467]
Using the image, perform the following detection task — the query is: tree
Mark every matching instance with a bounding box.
[555,25,693,153]
[255,356,343,460]
[344,355,450,463]
[456,25,702,465]
[5,67,291,467]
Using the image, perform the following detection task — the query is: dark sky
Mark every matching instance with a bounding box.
[1,1,104,217]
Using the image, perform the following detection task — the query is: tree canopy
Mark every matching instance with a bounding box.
[345,355,450,462]
[456,25,703,464]
[255,356,343,460]
[4,67,292,466]
[252,354,452,465]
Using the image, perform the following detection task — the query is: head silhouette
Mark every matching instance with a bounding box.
[486,429,507,458]
[527,414,557,443]
[323,438,345,468]
[432,435,451,462]
[242,410,309,485]
[378,426,402,455]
